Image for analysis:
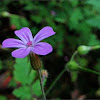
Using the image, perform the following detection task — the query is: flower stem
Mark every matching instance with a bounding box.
[46,68,66,95]
[92,45,100,50]
[70,51,78,61]
[37,69,46,100]
[46,51,78,95]
[78,66,100,75]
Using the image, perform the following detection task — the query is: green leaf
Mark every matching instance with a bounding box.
[27,70,37,85]
[0,95,7,100]
[13,86,31,100]
[10,15,29,29]
[75,22,91,34]
[30,15,42,24]
[20,17,30,27]
[14,57,36,85]
[70,0,79,7]
[54,12,67,23]
[87,34,100,45]
[10,15,21,29]
[69,8,83,29]
[78,33,99,45]
[85,0,100,8]
[24,1,36,10]
[86,16,100,29]
[8,78,17,87]
[32,79,47,96]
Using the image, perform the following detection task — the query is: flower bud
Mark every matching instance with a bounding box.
[77,45,91,55]
[41,70,48,82]
[67,61,79,71]
[30,53,41,70]
[1,11,10,17]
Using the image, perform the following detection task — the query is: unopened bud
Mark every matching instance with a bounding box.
[41,70,48,82]
[1,11,10,17]
[30,53,41,70]
[67,61,79,71]
[77,45,91,55]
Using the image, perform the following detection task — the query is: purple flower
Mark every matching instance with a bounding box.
[2,26,55,58]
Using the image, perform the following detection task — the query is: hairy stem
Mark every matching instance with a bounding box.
[37,69,46,100]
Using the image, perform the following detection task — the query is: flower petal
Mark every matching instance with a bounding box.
[33,26,55,44]
[15,27,33,44]
[2,38,25,48]
[12,47,31,58]
[31,42,53,55]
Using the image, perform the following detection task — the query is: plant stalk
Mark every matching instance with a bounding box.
[78,66,100,75]
[46,51,78,95]
[70,51,78,61]
[46,68,66,95]
[92,45,100,50]
[37,69,46,100]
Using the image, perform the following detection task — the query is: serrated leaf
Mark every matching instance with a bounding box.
[75,22,91,34]
[13,86,31,100]
[85,0,100,8]
[69,8,83,29]
[87,34,100,45]
[8,79,17,87]
[86,16,100,29]
[27,70,37,85]
[14,57,36,85]
[77,32,99,45]
[32,79,47,96]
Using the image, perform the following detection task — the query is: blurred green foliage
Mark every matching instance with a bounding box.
[0,95,7,100]
[0,0,100,99]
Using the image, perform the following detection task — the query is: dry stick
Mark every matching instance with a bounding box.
[37,69,46,100]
